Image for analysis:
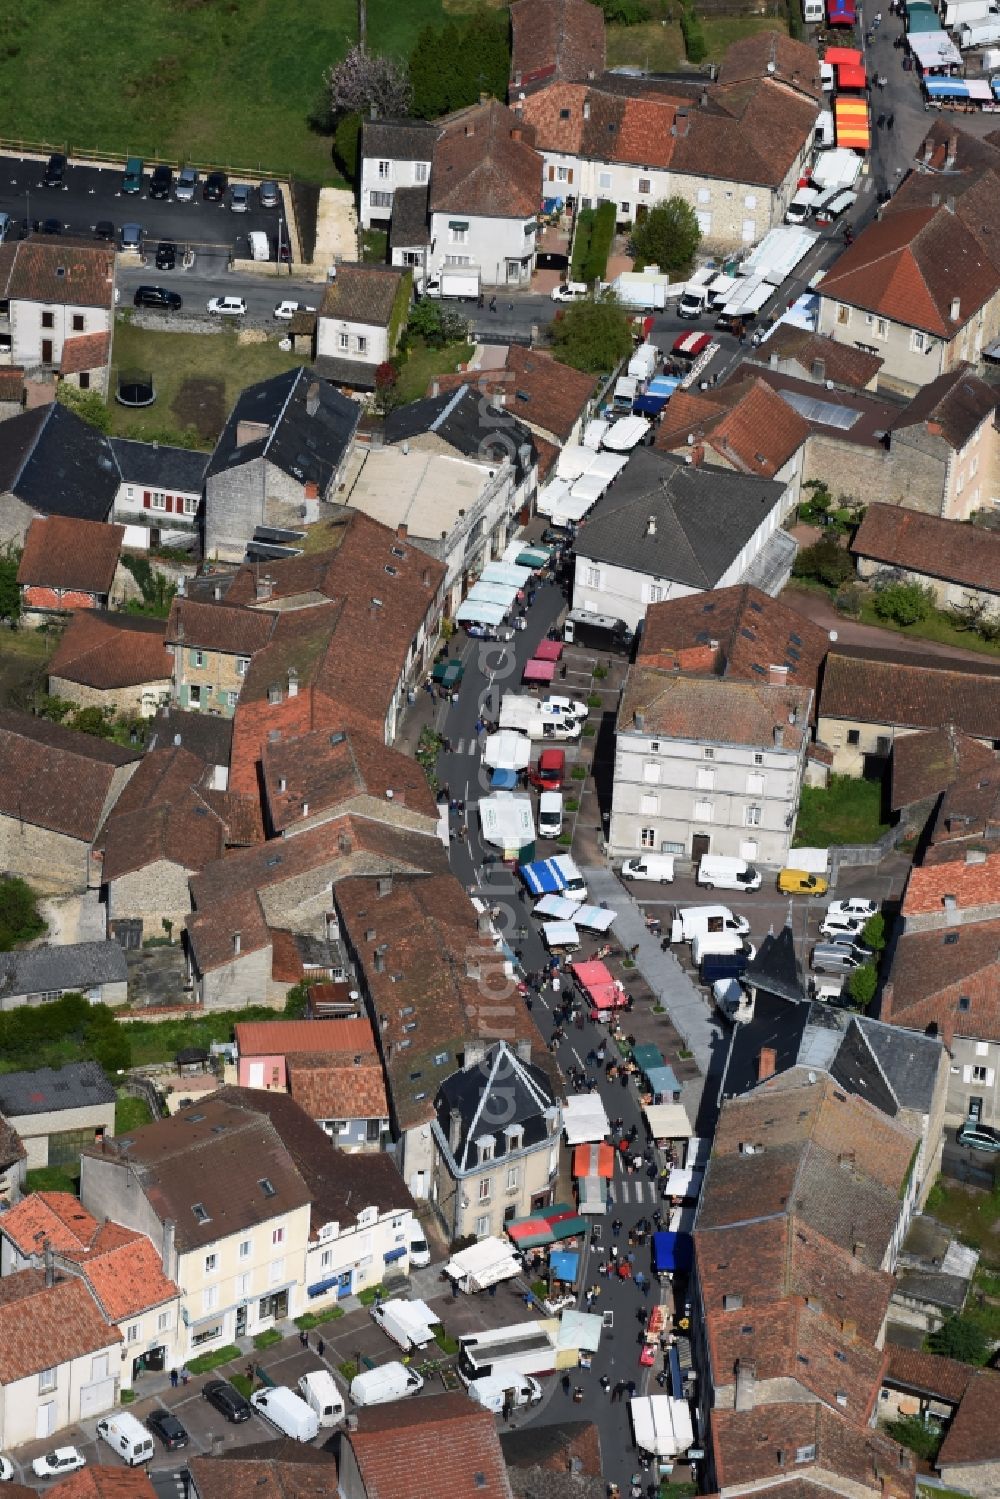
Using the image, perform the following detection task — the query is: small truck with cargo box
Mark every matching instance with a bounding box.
[96,1415,154,1466]
[370,1297,440,1351]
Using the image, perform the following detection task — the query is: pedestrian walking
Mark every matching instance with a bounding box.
[877,113,885,129]
[562,1373,572,1395]
[317,1338,325,1358]
[627,1379,636,1398]
[299,1329,309,1348]
[600,1375,612,1394]
[887,113,895,130]
[170,1368,179,1388]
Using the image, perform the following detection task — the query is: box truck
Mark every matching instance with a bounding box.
[678,267,716,318]
[466,1374,543,1413]
[350,1362,424,1406]
[370,1297,440,1351]
[563,609,633,653]
[690,931,750,967]
[458,1322,560,1384]
[250,1387,320,1443]
[610,267,668,310]
[425,269,481,301]
[96,1415,155,1466]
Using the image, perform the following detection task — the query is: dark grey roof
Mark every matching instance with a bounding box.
[856,1017,943,1113]
[206,367,360,491]
[896,1269,971,1313]
[0,941,127,1002]
[0,403,118,522]
[108,437,209,494]
[145,707,233,766]
[574,448,784,587]
[390,185,431,249]
[362,117,437,163]
[434,1042,556,1173]
[828,1019,898,1118]
[311,355,379,391]
[384,384,537,484]
[0,1060,115,1117]
[721,990,810,1098]
[745,925,806,1004]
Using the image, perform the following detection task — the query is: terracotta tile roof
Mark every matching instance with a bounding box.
[891,365,999,450]
[165,597,275,657]
[639,584,828,697]
[819,645,1000,740]
[510,0,606,91]
[348,1391,513,1499]
[0,1268,120,1382]
[937,1368,1000,1468]
[65,1224,179,1321]
[430,348,595,446]
[516,83,591,156]
[269,927,304,984]
[261,725,439,832]
[319,264,405,327]
[236,1018,375,1057]
[18,515,124,595]
[500,1421,602,1477]
[0,367,24,402]
[711,1402,915,1498]
[901,847,1000,917]
[748,327,883,389]
[890,724,997,811]
[619,667,811,750]
[186,888,270,976]
[855,506,1000,596]
[928,759,1000,853]
[287,1052,388,1121]
[673,80,819,190]
[0,1191,97,1257]
[189,1454,335,1499]
[716,31,823,98]
[885,1345,973,1405]
[50,1471,159,1499]
[0,707,138,841]
[60,330,111,376]
[818,204,999,337]
[0,238,115,309]
[0,1116,25,1172]
[656,376,810,477]
[100,745,226,882]
[432,100,541,221]
[883,917,1000,1045]
[48,610,172,691]
[83,1096,311,1252]
[199,788,266,848]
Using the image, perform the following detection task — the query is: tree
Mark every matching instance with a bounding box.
[56,382,112,434]
[792,536,855,588]
[872,581,933,626]
[862,913,886,952]
[884,1416,942,1463]
[326,43,411,120]
[333,111,363,186]
[409,10,510,119]
[551,293,634,373]
[373,360,400,415]
[0,877,47,951]
[630,196,701,274]
[847,963,877,1011]
[599,0,651,20]
[0,548,21,625]
[928,1315,989,1365]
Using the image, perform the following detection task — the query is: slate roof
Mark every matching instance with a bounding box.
[18,514,124,595]
[145,707,233,766]
[212,1086,413,1233]
[82,1096,312,1251]
[0,402,120,523]
[383,381,539,485]
[0,940,127,1003]
[853,505,1000,595]
[510,0,607,91]
[618,668,810,751]
[0,238,115,308]
[108,437,209,494]
[165,596,275,657]
[0,1060,115,1118]
[361,117,436,164]
[389,185,430,250]
[890,723,996,811]
[748,326,884,389]
[48,610,172,692]
[434,1041,556,1172]
[347,1391,513,1499]
[745,925,807,1003]
[818,644,1000,739]
[261,724,439,831]
[207,366,360,491]
[319,263,404,327]
[0,1191,98,1258]
[938,1369,1000,1468]
[431,100,541,220]
[0,709,138,841]
[0,1269,120,1383]
[574,448,785,585]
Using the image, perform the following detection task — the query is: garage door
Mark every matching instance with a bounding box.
[80,1378,116,1418]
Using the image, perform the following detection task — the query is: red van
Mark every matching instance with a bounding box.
[528,748,566,791]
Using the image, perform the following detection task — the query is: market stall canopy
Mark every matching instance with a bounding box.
[467,580,519,608]
[583,417,610,450]
[535,477,572,517]
[573,1142,616,1178]
[648,375,681,400]
[643,1102,693,1140]
[589,451,630,481]
[966,78,994,99]
[571,958,626,1007]
[445,1236,521,1291]
[548,490,601,528]
[507,1202,588,1248]
[634,393,668,417]
[651,1230,694,1274]
[908,30,962,66]
[664,1166,704,1199]
[490,767,518,789]
[558,1309,603,1352]
[556,443,599,481]
[533,639,563,662]
[834,95,870,149]
[671,331,713,357]
[645,1063,680,1099]
[455,597,506,626]
[836,62,867,88]
[483,730,531,770]
[542,920,580,949]
[908,6,944,27]
[478,791,535,851]
[925,76,968,95]
[523,658,556,684]
[535,896,615,931]
[633,1042,665,1073]
[578,1175,608,1214]
[602,415,650,451]
[482,561,533,587]
[549,1249,580,1284]
[562,1092,611,1145]
[516,547,552,568]
[823,45,862,63]
[629,1395,695,1458]
[570,471,611,505]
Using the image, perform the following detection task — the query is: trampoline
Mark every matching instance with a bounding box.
[116,368,156,407]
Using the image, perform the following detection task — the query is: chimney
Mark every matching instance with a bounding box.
[946,194,956,213]
[256,574,274,603]
[810,358,826,382]
[946,131,958,168]
[465,959,481,981]
[213,583,222,601]
[233,931,241,955]
[923,137,934,164]
[304,480,319,500]
[950,296,961,321]
[768,664,788,685]
[757,1046,777,1081]
[773,725,784,749]
[734,1359,757,1412]
[691,443,704,467]
[515,1038,532,1064]
[306,381,321,416]
[173,733,182,748]
[161,1218,176,1277]
[646,514,657,537]
[700,89,708,107]
[278,777,287,793]
[396,522,408,541]
[477,911,491,935]
[634,711,645,731]
[677,110,689,137]
[44,1241,55,1288]
[769,352,779,370]
[377,875,393,898]
[449,1107,463,1153]
[302,801,309,818]
[966,848,987,865]
[930,191,941,208]
[374,944,387,973]
[511,126,523,142]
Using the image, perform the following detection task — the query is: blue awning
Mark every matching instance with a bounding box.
[651,1231,694,1274]
[383,1246,407,1263]
[668,1345,683,1400]
[925,76,968,97]
[550,1249,580,1284]
[307,1275,340,1298]
[633,393,667,416]
[520,858,562,896]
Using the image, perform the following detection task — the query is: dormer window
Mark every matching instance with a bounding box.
[477,1136,495,1164]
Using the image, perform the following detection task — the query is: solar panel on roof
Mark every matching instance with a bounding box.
[780,389,862,431]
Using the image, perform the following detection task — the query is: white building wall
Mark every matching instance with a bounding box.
[360,155,432,230]
[0,1344,120,1447]
[11,301,111,369]
[428,212,537,287]
[304,1206,415,1308]
[316,316,389,369]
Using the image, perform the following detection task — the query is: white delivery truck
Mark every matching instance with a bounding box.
[803,0,824,20]
[678,266,716,318]
[714,977,754,1023]
[696,855,762,892]
[458,1321,560,1385]
[350,1362,425,1406]
[959,17,1000,43]
[538,791,564,839]
[467,1374,543,1414]
[815,109,835,149]
[500,696,581,741]
[691,930,749,966]
[945,0,998,24]
[810,147,862,193]
[96,1415,155,1466]
[370,1297,440,1351]
[425,268,481,301]
[670,905,750,943]
[610,267,668,310]
[248,230,270,261]
[298,1370,345,1427]
[628,342,659,379]
[251,1386,320,1443]
[785,187,820,225]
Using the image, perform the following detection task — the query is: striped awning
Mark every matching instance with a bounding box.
[835,97,870,150]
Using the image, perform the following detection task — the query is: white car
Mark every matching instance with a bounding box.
[32,1449,85,1480]
[409,1233,431,1269]
[551,282,588,303]
[273,300,316,320]
[820,913,866,941]
[207,296,247,316]
[0,1456,14,1482]
[826,898,878,923]
[542,694,588,721]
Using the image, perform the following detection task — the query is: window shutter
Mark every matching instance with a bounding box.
[548,165,554,181]
[567,168,574,185]
[164,496,173,513]
[962,1066,972,1084]
[179,685,189,707]
[988,1069,996,1087]
[188,649,200,667]
[143,491,151,509]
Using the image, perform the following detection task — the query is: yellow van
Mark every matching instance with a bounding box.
[778,868,829,897]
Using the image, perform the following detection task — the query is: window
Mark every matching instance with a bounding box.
[747,773,765,796]
[959,995,971,1012]
[478,1138,495,1163]
[126,1322,140,1344]
[42,311,54,329]
[157,1310,172,1332]
[400,251,421,267]
[203,1286,219,1313]
[620,202,630,215]
[79,371,90,390]
[369,190,391,209]
[598,172,612,190]
[269,1257,285,1285]
[639,178,651,194]
[236,656,250,678]
[585,565,601,589]
[795,1445,817,1464]
[744,194,757,208]
[478,1177,492,1201]
[696,768,715,791]
[338,331,349,351]
[911,330,926,353]
[321,1249,333,1269]
[38,1367,57,1393]
[556,165,570,183]
[227,690,238,708]
[444,254,471,266]
[973,1066,990,1083]
[205,1253,217,1273]
[506,1166,519,1190]
[126,486,134,500]
[876,317,888,339]
[356,335,368,355]
[191,650,205,668]
[235,1273,251,1298]
[151,491,166,510]
[836,305,850,326]
[366,1118,381,1143]
[183,494,197,515]
[414,162,428,183]
[704,747,715,759]
[72,313,85,332]
[239,1238,252,1260]
[697,188,711,204]
[694,801,714,822]
[640,828,657,849]
[272,1226,285,1245]
[642,763,660,783]
[475,1214,490,1237]
[647,583,663,603]
[641,793,658,815]
[744,805,762,827]
[876,735,891,756]
[847,729,860,747]
[753,752,764,765]
[723,1293,743,1310]
[377,159,390,179]
[449,224,469,245]
[192,1202,210,1224]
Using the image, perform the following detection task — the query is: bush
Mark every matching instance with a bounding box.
[186,1344,242,1375]
[599,0,651,19]
[252,1329,283,1350]
[339,1360,359,1382]
[571,766,587,780]
[358,1283,387,1306]
[792,536,855,588]
[862,913,886,951]
[332,111,362,186]
[835,582,866,617]
[928,1315,990,1365]
[0,876,47,950]
[847,963,877,1010]
[570,207,595,282]
[872,581,934,626]
[580,201,616,284]
[680,5,708,63]
[884,1415,942,1462]
[788,1,803,38]
[630,197,701,275]
[433,1326,459,1355]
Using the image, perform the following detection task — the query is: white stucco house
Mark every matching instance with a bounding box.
[359,117,436,232]
[0,236,115,393]
[314,263,410,390]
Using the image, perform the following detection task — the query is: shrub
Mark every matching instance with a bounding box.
[928,1315,990,1365]
[680,5,708,62]
[0,876,47,950]
[847,963,877,1010]
[571,766,587,780]
[872,581,933,626]
[252,1328,283,1349]
[358,1283,387,1306]
[862,913,886,951]
[884,1415,942,1463]
[339,1360,358,1382]
[792,536,855,588]
[788,0,804,38]
[580,201,616,283]
[570,207,595,282]
[186,1344,242,1374]
[835,582,866,617]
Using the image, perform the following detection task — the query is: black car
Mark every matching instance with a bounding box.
[203,171,228,202]
[202,1379,252,1423]
[41,218,62,236]
[146,1409,189,1451]
[133,286,183,310]
[150,164,173,200]
[94,220,115,242]
[155,240,177,270]
[43,152,67,187]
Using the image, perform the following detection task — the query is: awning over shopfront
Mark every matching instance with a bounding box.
[664,1166,704,1199]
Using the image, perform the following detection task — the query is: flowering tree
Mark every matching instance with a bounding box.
[327,44,411,120]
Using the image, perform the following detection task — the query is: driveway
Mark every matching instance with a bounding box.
[783,584,995,664]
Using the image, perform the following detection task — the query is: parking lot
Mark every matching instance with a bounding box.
[0,154,288,267]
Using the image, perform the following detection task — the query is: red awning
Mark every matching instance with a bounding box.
[837,62,868,90]
[573,1143,616,1178]
[533,639,564,662]
[523,658,556,683]
[671,331,712,357]
[835,97,870,150]
[824,45,862,64]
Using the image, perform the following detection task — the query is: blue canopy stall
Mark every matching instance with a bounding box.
[651,1231,694,1277]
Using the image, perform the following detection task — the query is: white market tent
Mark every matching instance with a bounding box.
[630,1395,695,1458]
[588,451,630,482]
[481,561,533,587]
[556,443,599,481]
[664,1166,704,1199]
[602,415,650,451]
[482,730,531,770]
[582,418,610,450]
[644,1102,693,1141]
[548,490,597,529]
[455,597,506,626]
[535,477,573,518]
[569,472,609,505]
[534,895,616,931]
[558,1309,603,1352]
[479,792,535,851]
[542,920,581,949]
[468,581,519,608]
[445,1237,521,1292]
[563,1093,611,1145]
[909,29,962,66]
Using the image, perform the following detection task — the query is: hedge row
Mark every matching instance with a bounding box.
[680,5,708,62]
[572,200,617,286]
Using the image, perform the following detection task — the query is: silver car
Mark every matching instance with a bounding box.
[259,179,280,209]
[230,183,251,212]
[175,167,198,202]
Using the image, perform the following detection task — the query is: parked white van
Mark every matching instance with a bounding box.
[95,1415,155,1466]
[248,230,270,261]
[466,1373,543,1414]
[696,855,761,892]
[250,1386,319,1442]
[620,854,675,884]
[691,931,751,966]
[671,905,750,943]
[298,1370,345,1427]
[538,791,564,839]
[350,1361,424,1407]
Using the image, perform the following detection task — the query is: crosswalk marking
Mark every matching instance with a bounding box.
[619,1180,629,1204]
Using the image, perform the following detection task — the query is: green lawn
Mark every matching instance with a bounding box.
[925,1177,1000,1270]
[794,774,888,847]
[115,1091,153,1135]
[124,1005,276,1067]
[0,627,57,708]
[607,9,786,71]
[110,319,306,449]
[394,339,474,404]
[699,14,787,57]
[858,597,1000,657]
[26,1165,80,1196]
[0,0,447,183]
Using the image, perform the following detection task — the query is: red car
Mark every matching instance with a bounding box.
[528,748,565,791]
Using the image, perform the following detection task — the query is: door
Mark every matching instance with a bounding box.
[248,1062,265,1087]
[41,338,53,364]
[80,1378,115,1418]
[692,833,711,863]
[968,1096,984,1123]
[36,1403,55,1439]
[235,1305,247,1338]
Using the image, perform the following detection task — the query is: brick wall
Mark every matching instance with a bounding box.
[47,675,172,719]
[0,815,90,894]
[23,586,103,612]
